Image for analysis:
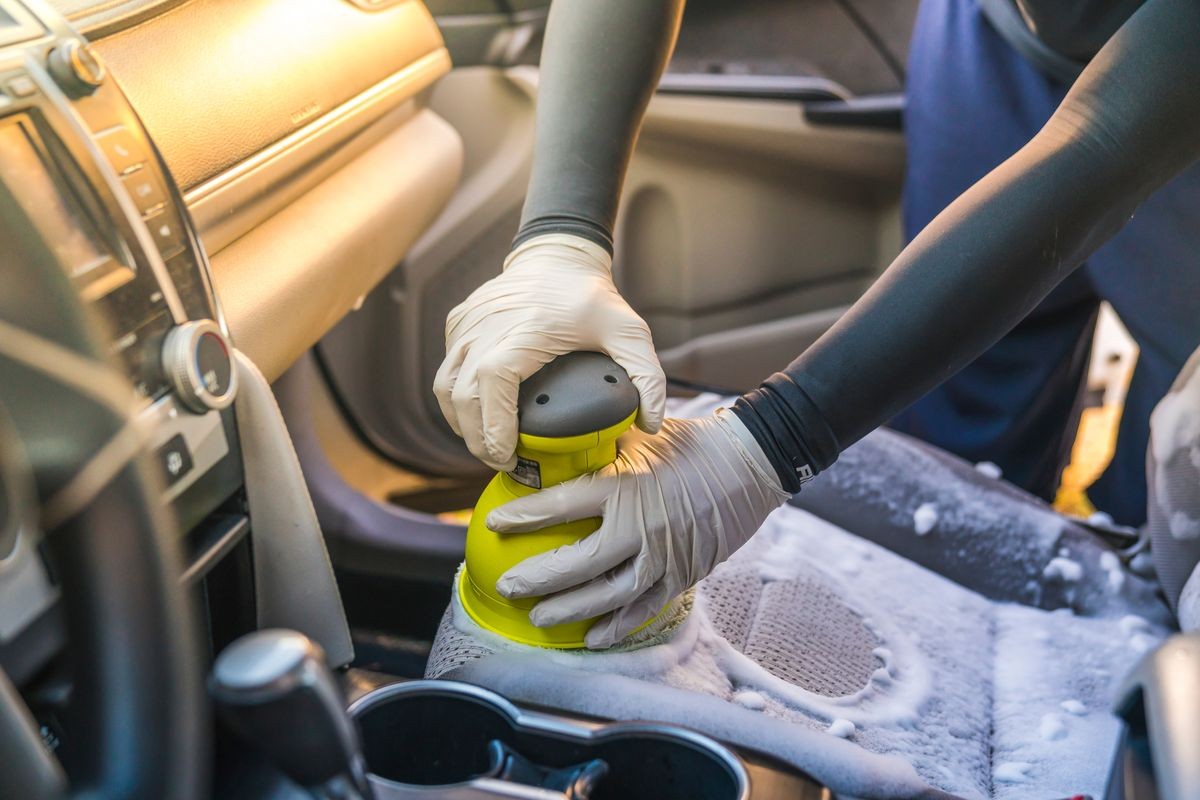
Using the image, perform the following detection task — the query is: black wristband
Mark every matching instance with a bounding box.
[731,372,840,494]
[512,215,614,255]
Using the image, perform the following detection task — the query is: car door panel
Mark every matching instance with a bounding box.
[617,90,904,390]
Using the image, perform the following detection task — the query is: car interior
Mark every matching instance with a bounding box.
[0,0,1194,798]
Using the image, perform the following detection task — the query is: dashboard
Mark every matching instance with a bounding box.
[0,0,457,712]
[0,0,243,688]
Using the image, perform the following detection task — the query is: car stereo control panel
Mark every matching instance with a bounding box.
[0,0,241,524]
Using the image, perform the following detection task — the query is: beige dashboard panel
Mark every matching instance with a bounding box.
[210,109,463,382]
[91,0,447,191]
[85,0,459,379]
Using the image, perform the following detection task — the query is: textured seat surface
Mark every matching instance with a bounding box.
[428,398,1174,799]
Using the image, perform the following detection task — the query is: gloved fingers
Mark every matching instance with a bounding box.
[525,560,644,629]
[487,471,612,533]
[495,513,637,600]
[473,334,562,471]
[452,337,542,471]
[584,581,672,650]
[603,327,667,435]
[449,364,505,470]
[433,338,469,437]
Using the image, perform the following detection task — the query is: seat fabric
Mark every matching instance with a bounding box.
[428,399,1173,799]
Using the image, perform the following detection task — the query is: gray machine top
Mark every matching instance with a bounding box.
[518,352,640,438]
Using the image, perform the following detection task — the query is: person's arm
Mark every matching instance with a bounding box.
[514,0,685,253]
[435,0,683,470]
[734,0,1200,492]
[490,0,1200,649]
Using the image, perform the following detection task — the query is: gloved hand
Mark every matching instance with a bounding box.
[434,233,667,471]
[488,409,790,649]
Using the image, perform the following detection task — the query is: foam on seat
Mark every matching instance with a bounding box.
[427,397,1173,798]
[430,503,1169,798]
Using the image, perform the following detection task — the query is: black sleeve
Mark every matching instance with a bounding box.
[512,0,685,254]
[733,0,1200,493]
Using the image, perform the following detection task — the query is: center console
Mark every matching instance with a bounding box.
[1,0,240,518]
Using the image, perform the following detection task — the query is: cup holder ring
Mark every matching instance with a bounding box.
[348,680,750,800]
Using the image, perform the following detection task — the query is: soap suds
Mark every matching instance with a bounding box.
[1099,551,1125,593]
[431,412,1171,800]
[1043,557,1084,583]
[912,503,939,536]
[732,690,766,710]
[1060,699,1087,716]
[827,718,856,738]
[993,762,1032,783]
[1169,510,1200,540]
[1038,713,1067,741]
[836,554,863,576]
[1129,633,1158,653]
[975,461,1003,479]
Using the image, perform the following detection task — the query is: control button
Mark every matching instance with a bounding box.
[143,208,186,258]
[47,39,105,95]
[156,434,194,488]
[121,169,166,216]
[196,332,233,396]
[161,319,237,413]
[97,127,146,175]
[5,74,36,98]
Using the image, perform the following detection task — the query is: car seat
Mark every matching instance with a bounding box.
[427,397,1173,799]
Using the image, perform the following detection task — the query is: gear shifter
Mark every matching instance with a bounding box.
[210,629,373,800]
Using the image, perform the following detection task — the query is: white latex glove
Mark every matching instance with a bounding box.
[434,233,667,471]
[488,409,790,649]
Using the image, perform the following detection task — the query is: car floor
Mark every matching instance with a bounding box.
[339,571,452,678]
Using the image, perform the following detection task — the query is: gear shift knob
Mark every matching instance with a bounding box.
[210,629,372,799]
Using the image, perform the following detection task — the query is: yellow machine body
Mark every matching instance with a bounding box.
[459,410,637,648]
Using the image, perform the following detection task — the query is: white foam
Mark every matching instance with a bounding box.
[993,762,1032,783]
[1099,552,1126,594]
[974,461,1003,479]
[1038,713,1067,741]
[1119,615,1151,636]
[1169,510,1200,540]
[437,499,1166,800]
[1043,556,1084,583]
[1060,699,1087,716]
[827,718,855,738]
[732,690,766,710]
[835,554,863,576]
[912,503,938,536]
[1129,633,1158,653]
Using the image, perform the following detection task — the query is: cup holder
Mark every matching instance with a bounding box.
[349,680,749,799]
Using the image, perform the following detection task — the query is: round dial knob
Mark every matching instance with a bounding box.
[161,320,237,413]
[47,39,106,96]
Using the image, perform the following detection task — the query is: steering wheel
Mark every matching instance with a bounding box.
[0,218,206,799]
